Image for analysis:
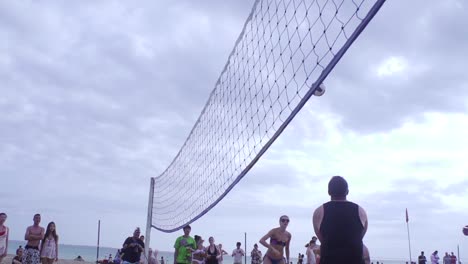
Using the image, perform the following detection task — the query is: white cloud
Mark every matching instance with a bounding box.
[376,56,408,77]
[1,0,468,262]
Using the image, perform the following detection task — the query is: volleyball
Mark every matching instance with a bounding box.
[314,83,326,96]
[463,225,468,236]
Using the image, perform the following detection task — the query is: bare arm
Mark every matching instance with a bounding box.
[55,235,59,260]
[24,227,30,240]
[27,227,45,241]
[312,206,324,243]
[174,248,178,264]
[358,206,368,238]
[5,227,8,256]
[285,233,291,263]
[259,229,275,251]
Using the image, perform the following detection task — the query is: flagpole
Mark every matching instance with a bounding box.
[406,209,412,263]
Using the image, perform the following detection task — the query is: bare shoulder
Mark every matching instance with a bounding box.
[313,205,324,218]
[358,205,368,217]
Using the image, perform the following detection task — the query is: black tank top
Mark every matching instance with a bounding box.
[319,201,364,264]
[206,245,219,264]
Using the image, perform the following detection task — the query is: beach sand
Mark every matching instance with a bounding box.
[1,255,94,264]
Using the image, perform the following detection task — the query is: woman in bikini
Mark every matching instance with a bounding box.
[259,215,291,264]
[205,237,220,264]
[40,222,59,264]
[192,235,206,264]
[0,213,9,264]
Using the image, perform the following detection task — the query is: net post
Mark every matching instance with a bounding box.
[145,177,155,260]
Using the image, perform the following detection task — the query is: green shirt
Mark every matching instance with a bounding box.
[174,235,196,264]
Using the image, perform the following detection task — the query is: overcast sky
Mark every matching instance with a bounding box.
[1,0,467,262]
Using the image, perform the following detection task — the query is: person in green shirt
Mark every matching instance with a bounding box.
[174,225,196,264]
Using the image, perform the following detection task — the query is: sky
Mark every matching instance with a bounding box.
[1,0,467,262]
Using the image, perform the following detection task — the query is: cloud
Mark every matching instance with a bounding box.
[1,0,468,262]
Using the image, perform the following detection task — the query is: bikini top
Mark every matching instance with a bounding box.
[0,227,8,238]
[270,238,286,247]
[207,245,218,256]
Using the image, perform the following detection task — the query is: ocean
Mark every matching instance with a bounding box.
[5,240,448,264]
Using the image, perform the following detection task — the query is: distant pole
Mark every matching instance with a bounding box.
[244,232,247,264]
[145,178,155,261]
[406,209,412,263]
[96,220,101,264]
[457,244,460,264]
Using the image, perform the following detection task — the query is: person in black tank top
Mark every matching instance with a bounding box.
[206,237,220,264]
[313,176,368,264]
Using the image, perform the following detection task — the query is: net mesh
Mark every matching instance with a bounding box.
[151,0,386,232]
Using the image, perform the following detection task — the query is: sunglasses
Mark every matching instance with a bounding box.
[280,219,290,223]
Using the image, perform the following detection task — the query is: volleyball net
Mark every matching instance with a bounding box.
[147,0,386,233]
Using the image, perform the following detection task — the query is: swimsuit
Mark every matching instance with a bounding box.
[206,246,218,264]
[41,237,57,259]
[270,238,286,247]
[23,245,41,264]
[0,226,8,255]
[265,238,286,264]
[264,255,284,264]
[192,249,205,264]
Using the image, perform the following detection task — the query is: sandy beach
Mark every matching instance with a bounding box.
[1,255,94,264]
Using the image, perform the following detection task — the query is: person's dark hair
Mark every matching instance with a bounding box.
[183,225,191,230]
[328,176,348,198]
[34,213,41,217]
[194,235,201,244]
[42,222,58,245]
[236,242,241,246]
[16,247,23,255]
[0,212,6,217]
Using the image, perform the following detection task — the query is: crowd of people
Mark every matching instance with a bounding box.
[417,250,458,264]
[2,176,461,264]
[0,213,59,264]
[161,176,369,264]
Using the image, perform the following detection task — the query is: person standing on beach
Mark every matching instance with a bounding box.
[430,251,439,264]
[231,242,245,264]
[0,213,9,264]
[217,244,228,264]
[250,244,262,264]
[23,214,45,264]
[419,251,427,264]
[312,176,368,264]
[121,228,145,264]
[174,225,196,264]
[205,237,220,264]
[306,238,319,264]
[40,222,59,264]
[259,216,292,264]
[449,252,457,264]
[192,235,206,264]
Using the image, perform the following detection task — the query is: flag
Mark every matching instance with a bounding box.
[406,208,409,223]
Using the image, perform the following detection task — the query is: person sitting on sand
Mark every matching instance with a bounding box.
[259,215,292,264]
[13,247,24,264]
[74,256,84,262]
